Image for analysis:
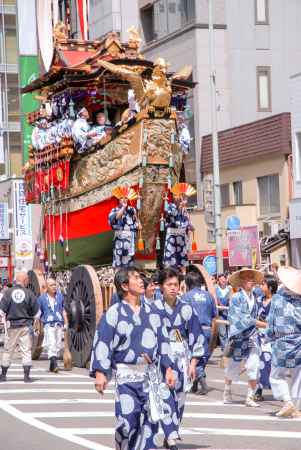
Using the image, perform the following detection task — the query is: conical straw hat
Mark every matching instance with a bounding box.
[278,266,301,296]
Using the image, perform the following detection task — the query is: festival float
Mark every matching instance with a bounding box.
[23,24,195,366]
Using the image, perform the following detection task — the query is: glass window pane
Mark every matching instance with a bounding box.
[233,181,243,205]
[295,132,301,181]
[154,0,168,40]
[259,73,269,109]
[256,0,268,23]
[221,184,230,208]
[269,174,280,214]
[258,174,280,215]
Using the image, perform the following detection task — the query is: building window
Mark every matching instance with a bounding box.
[140,0,195,44]
[257,174,280,216]
[295,132,301,181]
[257,66,271,112]
[233,181,243,206]
[255,0,269,25]
[220,184,230,208]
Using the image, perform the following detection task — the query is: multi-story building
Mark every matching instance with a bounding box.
[0,0,40,278]
[139,0,301,184]
[190,113,292,267]
[0,0,22,177]
[65,1,301,263]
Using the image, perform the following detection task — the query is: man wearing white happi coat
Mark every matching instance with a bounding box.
[37,278,68,373]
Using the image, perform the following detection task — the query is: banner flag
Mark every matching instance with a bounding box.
[13,180,33,260]
[0,203,9,240]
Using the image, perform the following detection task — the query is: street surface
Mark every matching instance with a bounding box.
[0,350,300,450]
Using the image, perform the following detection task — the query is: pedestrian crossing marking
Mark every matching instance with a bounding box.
[6,398,244,407]
[0,389,105,394]
[1,360,300,448]
[27,410,301,422]
[4,373,91,378]
[59,427,301,439]
[0,400,112,450]
[1,380,99,385]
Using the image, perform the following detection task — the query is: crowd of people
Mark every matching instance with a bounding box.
[31,90,192,156]
[0,262,300,450]
[91,263,301,449]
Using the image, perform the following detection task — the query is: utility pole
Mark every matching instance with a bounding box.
[208,0,223,273]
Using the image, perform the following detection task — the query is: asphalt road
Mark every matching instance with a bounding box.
[0,350,300,450]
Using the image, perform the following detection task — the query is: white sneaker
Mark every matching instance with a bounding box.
[245,396,260,407]
[223,389,233,404]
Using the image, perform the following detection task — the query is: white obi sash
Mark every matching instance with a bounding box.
[116,362,166,422]
[166,227,186,237]
[114,230,135,255]
[170,340,192,393]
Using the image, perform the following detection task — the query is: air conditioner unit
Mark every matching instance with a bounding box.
[263,221,281,236]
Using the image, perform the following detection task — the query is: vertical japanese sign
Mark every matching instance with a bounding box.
[0,202,9,240]
[227,225,261,267]
[17,0,40,162]
[13,180,32,260]
[0,77,4,164]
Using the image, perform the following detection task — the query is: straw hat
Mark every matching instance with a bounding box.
[278,266,301,296]
[229,268,264,288]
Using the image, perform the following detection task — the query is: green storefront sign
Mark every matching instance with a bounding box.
[20,55,40,163]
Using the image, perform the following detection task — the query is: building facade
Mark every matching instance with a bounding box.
[139,0,301,183]
[65,1,301,262]
[0,0,22,178]
[289,73,301,268]
[190,113,291,266]
[65,0,139,42]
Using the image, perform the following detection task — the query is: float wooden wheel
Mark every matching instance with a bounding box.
[27,269,45,360]
[64,265,103,368]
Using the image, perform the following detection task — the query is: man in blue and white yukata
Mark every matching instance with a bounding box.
[266,266,301,418]
[224,268,266,407]
[152,268,206,448]
[37,278,68,373]
[109,196,140,268]
[90,267,176,450]
[163,195,194,271]
[182,270,217,395]
[215,273,232,352]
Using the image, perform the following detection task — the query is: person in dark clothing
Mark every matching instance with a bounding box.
[0,271,39,382]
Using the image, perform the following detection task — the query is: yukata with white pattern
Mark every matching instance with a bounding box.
[256,295,272,389]
[90,300,174,449]
[163,203,192,269]
[182,287,217,379]
[108,205,138,268]
[215,283,231,350]
[265,290,301,406]
[152,297,206,440]
[225,289,261,382]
